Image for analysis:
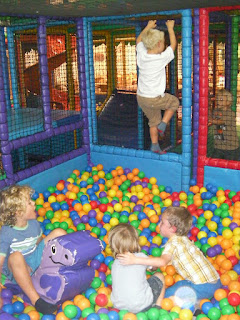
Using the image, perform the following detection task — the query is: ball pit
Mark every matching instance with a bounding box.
[1,165,240,320]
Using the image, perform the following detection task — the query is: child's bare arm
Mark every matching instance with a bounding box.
[166,20,177,51]
[137,20,157,44]
[117,252,171,268]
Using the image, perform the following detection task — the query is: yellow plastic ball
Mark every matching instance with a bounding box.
[106,180,114,188]
[105,245,112,256]
[152,189,160,195]
[24,306,36,313]
[149,177,157,185]
[62,210,70,218]
[108,190,116,198]
[107,206,114,214]
[48,196,56,204]
[114,203,122,212]
[200,187,207,193]
[67,178,74,183]
[227,270,238,281]
[35,198,44,205]
[233,227,240,235]
[64,218,73,227]
[222,218,232,227]
[204,210,213,220]
[179,192,187,201]
[208,221,218,232]
[129,214,138,222]
[233,235,240,244]
[152,236,162,246]
[212,201,220,208]
[164,199,172,207]
[197,231,208,240]
[83,203,92,213]
[137,192,144,200]
[222,229,233,239]
[37,216,44,223]
[139,236,148,246]
[110,217,119,227]
[179,309,193,320]
[98,170,105,178]
[68,192,77,200]
[218,195,226,203]
[104,224,111,232]
[207,237,218,247]
[135,185,143,192]
[54,211,62,219]
[148,209,156,218]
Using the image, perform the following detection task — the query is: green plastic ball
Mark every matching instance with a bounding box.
[207,307,221,320]
[45,223,54,231]
[105,274,112,285]
[91,277,102,289]
[63,305,78,319]
[151,248,162,257]
[119,216,129,223]
[76,223,86,231]
[81,307,95,318]
[59,221,68,230]
[221,305,235,315]
[99,314,109,320]
[136,312,148,320]
[118,310,128,320]
[138,171,145,179]
[46,210,54,219]
[147,307,160,320]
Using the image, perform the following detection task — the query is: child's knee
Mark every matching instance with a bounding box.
[8,251,24,266]
[51,228,67,238]
[154,272,165,283]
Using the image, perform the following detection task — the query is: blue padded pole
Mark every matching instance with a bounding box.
[7,28,20,109]
[181,9,192,191]
[192,9,200,180]
[135,25,144,150]
[0,27,11,110]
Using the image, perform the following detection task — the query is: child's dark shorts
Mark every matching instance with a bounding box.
[140,275,163,312]
[137,93,179,127]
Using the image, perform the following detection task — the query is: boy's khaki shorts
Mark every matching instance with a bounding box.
[137,93,179,127]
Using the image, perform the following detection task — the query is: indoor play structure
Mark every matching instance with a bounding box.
[0,5,240,320]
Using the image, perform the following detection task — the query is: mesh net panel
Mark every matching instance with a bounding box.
[207,14,240,161]
[95,14,183,153]
[11,129,82,173]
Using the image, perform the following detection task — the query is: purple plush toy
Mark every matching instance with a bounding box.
[31,231,103,304]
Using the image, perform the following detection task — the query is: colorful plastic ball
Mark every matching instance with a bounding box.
[228,292,240,306]
[1,289,13,300]
[108,310,120,320]
[201,302,214,315]
[207,307,221,320]
[91,277,102,289]
[2,304,14,314]
[221,305,235,315]
[12,301,24,313]
[87,314,101,320]
[179,309,193,320]
[18,315,31,320]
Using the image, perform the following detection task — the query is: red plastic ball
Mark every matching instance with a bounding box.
[98,263,108,273]
[228,256,238,266]
[99,204,108,212]
[228,293,240,306]
[95,293,108,307]
[191,227,200,237]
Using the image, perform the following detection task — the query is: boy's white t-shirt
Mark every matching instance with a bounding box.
[111,252,153,313]
[136,42,174,98]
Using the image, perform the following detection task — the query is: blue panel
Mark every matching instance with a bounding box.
[204,166,240,192]
[19,154,88,192]
[91,152,182,191]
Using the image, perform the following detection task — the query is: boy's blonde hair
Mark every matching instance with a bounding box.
[162,207,192,236]
[109,223,141,258]
[216,89,233,107]
[0,185,34,227]
[142,29,164,50]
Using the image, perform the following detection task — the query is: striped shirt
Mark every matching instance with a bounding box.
[163,235,219,284]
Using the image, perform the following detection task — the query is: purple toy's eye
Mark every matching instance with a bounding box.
[51,244,57,255]
[65,254,68,260]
